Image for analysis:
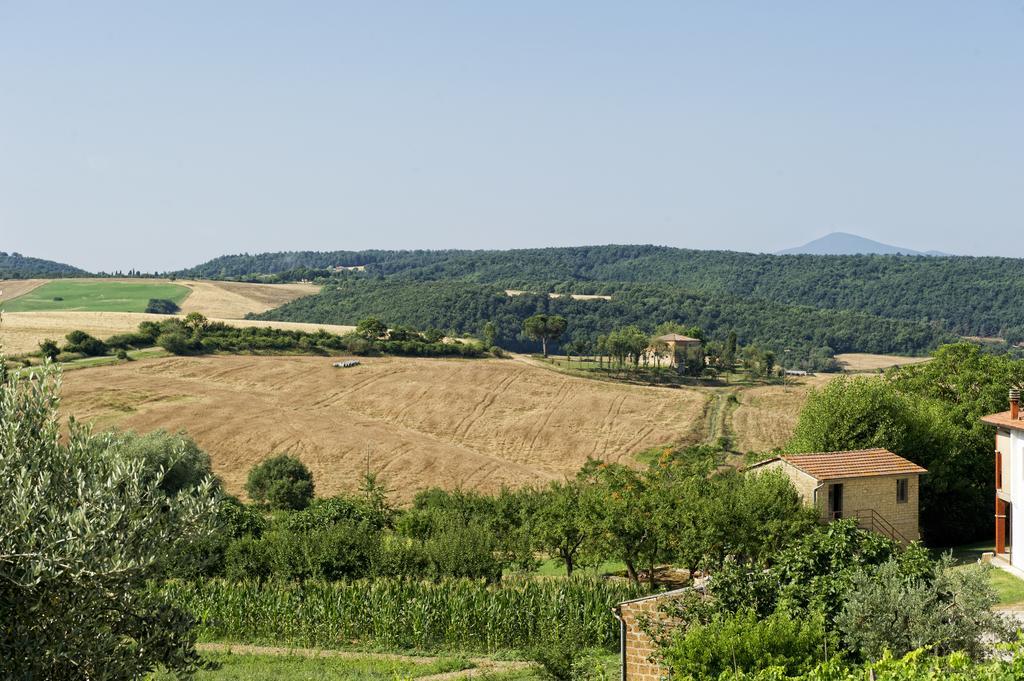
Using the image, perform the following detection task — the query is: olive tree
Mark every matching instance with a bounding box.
[0,361,220,679]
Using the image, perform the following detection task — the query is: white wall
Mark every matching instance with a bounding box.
[1012,431,1024,570]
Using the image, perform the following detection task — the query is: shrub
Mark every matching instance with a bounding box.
[64,329,108,356]
[836,558,1011,661]
[157,331,197,355]
[530,616,592,680]
[116,349,128,360]
[423,519,503,582]
[245,454,315,510]
[38,338,60,360]
[110,430,217,497]
[660,608,833,679]
[145,298,181,314]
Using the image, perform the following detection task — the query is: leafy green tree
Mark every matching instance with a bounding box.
[482,320,498,348]
[144,298,181,314]
[183,311,209,334]
[355,317,388,340]
[38,338,59,360]
[523,314,567,357]
[579,461,664,585]
[533,481,594,576]
[245,453,315,510]
[0,361,219,679]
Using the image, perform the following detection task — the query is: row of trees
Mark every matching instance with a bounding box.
[180,445,814,587]
[32,315,491,365]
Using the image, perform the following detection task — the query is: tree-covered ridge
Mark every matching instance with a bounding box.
[251,279,955,358]
[183,245,1024,338]
[0,251,88,278]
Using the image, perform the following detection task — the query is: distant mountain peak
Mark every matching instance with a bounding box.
[777,232,948,256]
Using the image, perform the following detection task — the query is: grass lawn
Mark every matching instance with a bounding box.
[149,652,473,680]
[0,280,190,312]
[531,557,626,578]
[946,541,1024,607]
[989,568,1024,606]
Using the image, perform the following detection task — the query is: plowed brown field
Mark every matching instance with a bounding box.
[59,355,707,501]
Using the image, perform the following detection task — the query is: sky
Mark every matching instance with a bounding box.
[1,2,1022,272]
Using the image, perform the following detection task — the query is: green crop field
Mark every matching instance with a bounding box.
[0,280,190,313]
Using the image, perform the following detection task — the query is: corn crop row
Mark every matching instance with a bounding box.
[160,577,644,652]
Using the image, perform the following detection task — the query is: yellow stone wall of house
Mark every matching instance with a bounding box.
[826,475,920,542]
[752,460,822,509]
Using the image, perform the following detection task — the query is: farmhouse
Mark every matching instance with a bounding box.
[647,333,702,369]
[745,449,927,543]
[982,389,1024,573]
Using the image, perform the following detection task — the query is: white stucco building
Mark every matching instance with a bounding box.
[982,389,1024,571]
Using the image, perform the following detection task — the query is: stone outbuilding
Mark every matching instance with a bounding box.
[745,448,927,543]
[613,588,691,681]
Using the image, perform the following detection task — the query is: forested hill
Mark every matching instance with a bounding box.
[252,279,956,362]
[189,245,1024,338]
[0,252,87,278]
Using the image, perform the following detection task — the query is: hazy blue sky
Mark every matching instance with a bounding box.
[1,2,1021,271]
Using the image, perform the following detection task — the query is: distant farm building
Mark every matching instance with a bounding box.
[746,449,927,543]
[504,289,612,301]
[646,333,702,369]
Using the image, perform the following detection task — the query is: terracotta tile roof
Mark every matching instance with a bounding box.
[749,448,927,481]
[656,333,701,343]
[981,411,1024,431]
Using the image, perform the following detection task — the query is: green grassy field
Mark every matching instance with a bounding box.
[0,280,190,312]
[148,652,476,681]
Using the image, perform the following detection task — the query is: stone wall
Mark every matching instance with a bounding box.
[617,590,689,681]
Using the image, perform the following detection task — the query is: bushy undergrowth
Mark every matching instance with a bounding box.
[159,576,642,653]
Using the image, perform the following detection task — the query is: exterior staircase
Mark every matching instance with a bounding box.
[849,508,910,544]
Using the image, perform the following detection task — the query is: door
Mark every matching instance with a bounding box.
[828,483,844,520]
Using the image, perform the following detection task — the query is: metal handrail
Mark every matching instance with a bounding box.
[849,508,910,544]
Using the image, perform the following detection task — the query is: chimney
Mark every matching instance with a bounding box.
[1011,388,1021,420]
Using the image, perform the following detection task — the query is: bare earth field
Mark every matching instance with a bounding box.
[0,279,48,304]
[0,279,324,355]
[730,374,835,453]
[177,280,320,318]
[835,353,931,372]
[59,355,707,501]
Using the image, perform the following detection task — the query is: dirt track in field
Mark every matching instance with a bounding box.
[59,355,707,501]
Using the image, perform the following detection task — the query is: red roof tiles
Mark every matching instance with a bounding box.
[981,411,1024,431]
[749,448,927,481]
